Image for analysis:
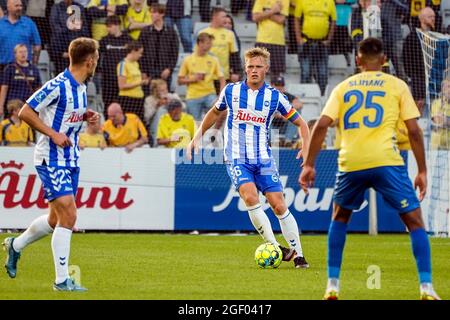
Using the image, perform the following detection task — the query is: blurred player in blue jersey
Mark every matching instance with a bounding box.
[300,37,441,300]
[3,38,100,292]
[187,47,311,268]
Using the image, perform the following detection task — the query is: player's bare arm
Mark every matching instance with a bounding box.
[299,115,334,192]
[404,118,427,201]
[291,115,310,160]
[186,107,224,160]
[18,104,72,148]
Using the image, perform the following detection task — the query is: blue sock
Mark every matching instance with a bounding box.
[410,228,432,283]
[327,221,348,279]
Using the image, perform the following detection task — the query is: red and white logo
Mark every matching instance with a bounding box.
[0,161,134,210]
[65,112,84,124]
[233,110,266,124]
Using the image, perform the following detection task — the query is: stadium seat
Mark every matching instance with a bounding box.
[300,102,321,121]
[193,22,210,36]
[286,54,299,73]
[38,50,51,84]
[286,83,323,120]
[87,81,104,114]
[442,1,450,28]
[235,23,257,42]
[328,54,350,78]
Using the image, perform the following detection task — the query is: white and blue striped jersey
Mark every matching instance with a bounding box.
[215,81,300,162]
[26,69,87,168]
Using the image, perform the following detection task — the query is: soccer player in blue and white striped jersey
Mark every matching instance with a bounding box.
[3,38,100,292]
[187,47,311,268]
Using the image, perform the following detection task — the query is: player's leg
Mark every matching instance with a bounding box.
[400,208,440,300]
[373,165,440,300]
[3,208,56,278]
[265,191,308,268]
[324,170,367,300]
[324,204,353,300]
[238,182,279,246]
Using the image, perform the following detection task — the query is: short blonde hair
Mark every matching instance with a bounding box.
[7,99,23,114]
[150,79,167,97]
[244,47,270,66]
[14,44,27,55]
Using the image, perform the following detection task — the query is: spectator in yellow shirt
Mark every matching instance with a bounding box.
[123,0,152,40]
[431,79,450,150]
[103,102,148,152]
[0,99,34,146]
[178,33,225,121]
[252,0,290,77]
[196,7,241,83]
[87,0,129,41]
[157,99,195,148]
[117,41,149,121]
[79,120,107,150]
[294,0,336,96]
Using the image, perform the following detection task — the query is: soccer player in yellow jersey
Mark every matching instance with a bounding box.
[300,38,441,300]
[0,99,34,146]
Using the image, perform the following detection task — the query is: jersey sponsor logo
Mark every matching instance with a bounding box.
[65,112,84,124]
[233,110,266,124]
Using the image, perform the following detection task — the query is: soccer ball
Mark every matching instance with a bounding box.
[254,243,282,269]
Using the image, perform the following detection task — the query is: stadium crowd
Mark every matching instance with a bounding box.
[0,0,448,149]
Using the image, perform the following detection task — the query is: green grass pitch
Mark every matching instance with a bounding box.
[0,233,449,300]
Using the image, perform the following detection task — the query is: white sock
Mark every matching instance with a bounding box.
[51,227,72,284]
[327,278,340,291]
[277,210,304,257]
[13,215,53,252]
[247,204,279,245]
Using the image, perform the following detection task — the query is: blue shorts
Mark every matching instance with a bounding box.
[334,166,420,214]
[35,166,80,202]
[226,159,283,193]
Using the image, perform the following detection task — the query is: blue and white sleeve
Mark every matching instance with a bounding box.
[26,81,60,112]
[214,84,230,111]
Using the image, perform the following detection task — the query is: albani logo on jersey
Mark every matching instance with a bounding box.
[66,112,84,123]
[233,110,266,123]
[0,161,133,210]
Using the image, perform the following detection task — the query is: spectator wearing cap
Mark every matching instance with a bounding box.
[270,76,303,146]
[49,0,90,74]
[144,79,184,146]
[103,102,148,152]
[157,99,195,148]
[0,99,34,146]
[0,44,41,120]
[178,33,225,121]
[87,0,129,41]
[117,41,149,121]
[252,0,289,78]
[139,3,179,90]
[294,0,336,96]
[99,15,132,111]
[0,0,41,72]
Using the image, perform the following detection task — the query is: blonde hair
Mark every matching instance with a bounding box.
[14,44,27,55]
[244,47,270,66]
[150,79,167,97]
[6,99,23,114]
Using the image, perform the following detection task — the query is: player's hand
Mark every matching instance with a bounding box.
[186,139,199,161]
[414,171,427,201]
[85,109,100,124]
[51,132,72,148]
[299,165,315,193]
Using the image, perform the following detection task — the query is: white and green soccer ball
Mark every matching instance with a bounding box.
[254,243,282,269]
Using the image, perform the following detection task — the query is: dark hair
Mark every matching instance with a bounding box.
[358,37,384,57]
[126,41,143,54]
[225,13,235,30]
[69,37,99,66]
[167,99,183,111]
[197,32,215,44]
[106,15,120,26]
[151,3,166,14]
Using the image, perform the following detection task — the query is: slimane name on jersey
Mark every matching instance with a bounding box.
[348,79,385,87]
